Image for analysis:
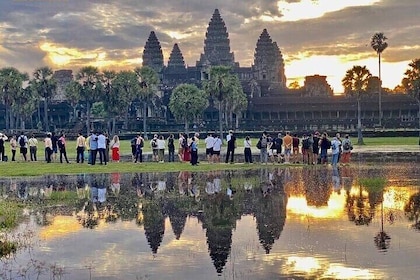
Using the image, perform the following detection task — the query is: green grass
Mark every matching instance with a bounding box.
[0,201,24,230]
[361,137,418,145]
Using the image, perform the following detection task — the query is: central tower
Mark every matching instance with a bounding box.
[197,9,235,68]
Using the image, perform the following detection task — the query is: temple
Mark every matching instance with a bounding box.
[4,9,415,132]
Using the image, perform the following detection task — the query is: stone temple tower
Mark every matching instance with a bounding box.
[165,43,187,81]
[142,31,164,73]
[253,29,286,92]
[197,9,235,68]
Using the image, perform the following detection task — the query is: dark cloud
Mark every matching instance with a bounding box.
[0,0,418,85]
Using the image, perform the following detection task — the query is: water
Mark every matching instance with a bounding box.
[0,163,419,279]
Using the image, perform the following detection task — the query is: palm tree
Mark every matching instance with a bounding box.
[65,80,82,123]
[0,67,27,131]
[401,58,420,145]
[371,32,388,127]
[31,67,57,131]
[203,66,235,140]
[342,66,372,145]
[134,66,159,139]
[76,66,102,135]
[110,70,140,134]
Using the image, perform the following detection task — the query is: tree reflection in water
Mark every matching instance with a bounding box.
[1,165,420,277]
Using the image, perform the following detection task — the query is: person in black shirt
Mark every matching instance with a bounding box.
[167,134,175,162]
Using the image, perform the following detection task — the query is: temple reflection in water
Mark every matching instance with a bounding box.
[0,164,419,279]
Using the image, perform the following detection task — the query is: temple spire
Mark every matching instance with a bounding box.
[253,29,286,89]
[142,31,164,73]
[197,9,235,67]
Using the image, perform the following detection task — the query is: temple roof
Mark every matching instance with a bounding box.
[142,31,164,73]
[167,43,186,69]
[198,9,235,67]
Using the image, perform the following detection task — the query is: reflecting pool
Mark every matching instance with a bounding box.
[0,163,419,279]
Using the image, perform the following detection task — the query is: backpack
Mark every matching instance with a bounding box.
[151,139,157,148]
[326,139,331,149]
[57,139,64,149]
[302,138,310,149]
[19,136,26,147]
[131,137,137,146]
[343,141,351,150]
[260,137,267,148]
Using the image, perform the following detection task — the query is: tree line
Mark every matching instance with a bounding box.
[0,58,419,142]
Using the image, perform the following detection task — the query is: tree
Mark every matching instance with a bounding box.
[169,84,209,134]
[401,58,420,145]
[31,67,57,131]
[371,32,388,126]
[0,67,27,131]
[65,80,82,122]
[13,81,36,130]
[108,70,140,134]
[342,66,372,145]
[76,66,103,134]
[134,66,159,139]
[288,81,301,89]
[203,66,237,140]
[224,75,247,129]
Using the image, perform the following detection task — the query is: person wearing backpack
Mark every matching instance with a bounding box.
[319,133,331,164]
[167,134,175,162]
[258,131,268,164]
[301,134,313,165]
[341,134,353,165]
[134,133,144,163]
[17,132,28,162]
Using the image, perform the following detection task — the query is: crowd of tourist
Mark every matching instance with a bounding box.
[0,130,353,166]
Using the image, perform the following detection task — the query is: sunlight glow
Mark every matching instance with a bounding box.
[286,191,346,219]
[282,255,383,279]
[39,216,82,240]
[277,0,381,22]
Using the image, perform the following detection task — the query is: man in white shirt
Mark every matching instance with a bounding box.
[212,135,222,163]
[204,133,215,163]
[97,132,107,165]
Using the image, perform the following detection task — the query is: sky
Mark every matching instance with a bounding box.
[0,0,419,93]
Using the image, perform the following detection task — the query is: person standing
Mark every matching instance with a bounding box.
[51,132,58,162]
[10,135,17,161]
[190,137,198,165]
[97,131,107,165]
[150,134,159,162]
[28,134,38,161]
[319,133,331,164]
[157,135,166,163]
[167,134,175,162]
[89,131,98,165]
[212,135,222,163]
[312,131,321,164]
[244,136,253,163]
[0,133,8,162]
[17,132,28,162]
[331,136,341,167]
[134,134,144,163]
[225,130,236,164]
[110,135,120,162]
[76,132,86,164]
[58,133,70,163]
[204,133,215,163]
[44,133,53,163]
[292,133,300,163]
[258,132,268,164]
[341,134,353,165]
[177,133,185,162]
[283,131,293,164]
[130,135,137,162]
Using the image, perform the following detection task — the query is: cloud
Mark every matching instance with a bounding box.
[0,0,419,91]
